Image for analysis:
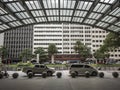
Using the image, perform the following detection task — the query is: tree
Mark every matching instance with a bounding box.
[48,44,58,64]
[34,47,48,63]
[93,32,120,60]
[20,49,32,62]
[74,40,91,61]
[103,32,120,50]
[0,46,8,61]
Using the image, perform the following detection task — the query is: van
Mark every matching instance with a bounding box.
[69,64,98,76]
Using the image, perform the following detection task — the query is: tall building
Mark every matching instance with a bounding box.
[33,23,119,60]
[4,25,33,59]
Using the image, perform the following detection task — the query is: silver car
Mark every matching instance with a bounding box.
[69,64,98,76]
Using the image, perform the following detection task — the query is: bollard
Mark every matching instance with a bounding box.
[12,73,19,79]
[56,72,62,78]
[99,72,104,78]
[112,72,119,78]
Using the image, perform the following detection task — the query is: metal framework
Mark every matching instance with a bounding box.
[0,0,120,34]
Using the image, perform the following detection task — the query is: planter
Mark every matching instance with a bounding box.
[56,72,62,78]
[112,72,119,78]
[0,73,3,79]
[27,72,33,78]
[4,72,9,78]
[42,72,47,78]
[99,72,104,78]
[85,71,90,78]
[12,73,19,79]
[71,72,76,78]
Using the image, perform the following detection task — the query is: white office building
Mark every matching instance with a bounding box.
[33,23,120,60]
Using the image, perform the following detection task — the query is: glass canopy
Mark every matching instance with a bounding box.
[0,0,120,34]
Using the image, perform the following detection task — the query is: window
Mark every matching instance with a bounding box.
[84,65,91,68]
[71,65,83,68]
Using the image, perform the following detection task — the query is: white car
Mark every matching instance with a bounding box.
[69,64,98,76]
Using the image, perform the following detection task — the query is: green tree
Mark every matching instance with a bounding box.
[93,32,120,59]
[48,44,58,64]
[74,40,91,61]
[103,32,120,49]
[34,47,48,63]
[0,46,8,60]
[20,49,32,62]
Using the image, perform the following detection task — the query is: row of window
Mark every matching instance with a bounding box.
[92,35,106,38]
[34,43,62,45]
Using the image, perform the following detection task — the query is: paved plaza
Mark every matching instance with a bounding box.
[0,70,120,90]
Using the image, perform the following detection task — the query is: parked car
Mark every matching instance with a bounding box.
[69,64,98,76]
[22,64,55,76]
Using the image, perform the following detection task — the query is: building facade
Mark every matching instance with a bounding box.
[3,23,120,61]
[4,25,33,60]
[33,23,120,60]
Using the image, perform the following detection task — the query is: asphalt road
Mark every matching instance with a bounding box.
[0,70,120,90]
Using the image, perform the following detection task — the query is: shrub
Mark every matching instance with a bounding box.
[71,72,76,78]
[99,72,104,78]
[56,72,62,78]
[112,72,119,78]
[85,71,90,78]
[42,72,47,78]
[27,72,33,78]
[12,73,19,79]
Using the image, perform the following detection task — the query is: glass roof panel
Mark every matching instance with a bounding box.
[7,2,25,12]
[73,18,83,22]
[100,0,115,4]
[115,22,120,27]
[84,19,96,25]
[16,12,30,19]
[102,16,117,23]
[74,11,87,17]
[109,7,120,17]
[1,15,16,22]
[109,25,120,32]
[0,7,8,15]
[97,22,109,27]
[93,3,110,13]
[88,13,102,19]
[31,10,44,17]
[0,24,9,30]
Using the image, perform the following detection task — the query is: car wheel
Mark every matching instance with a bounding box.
[92,71,98,76]
[47,71,52,76]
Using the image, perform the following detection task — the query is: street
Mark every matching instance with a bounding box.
[0,70,120,90]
